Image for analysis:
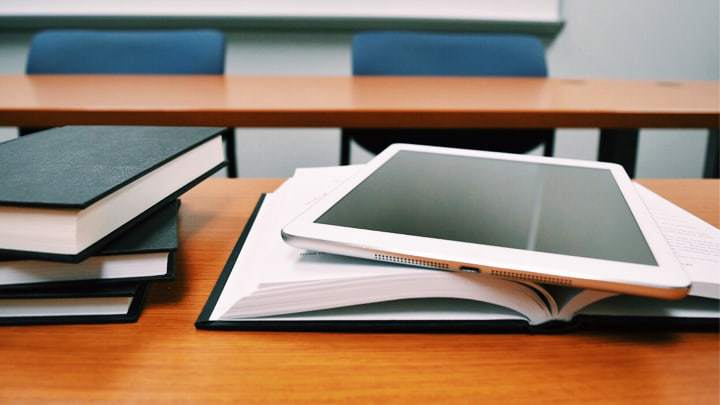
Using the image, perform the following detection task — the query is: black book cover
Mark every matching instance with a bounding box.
[0,282,149,326]
[0,125,224,208]
[0,126,226,261]
[98,199,180,256]
[0,200,181,289]
[196,196,717,333]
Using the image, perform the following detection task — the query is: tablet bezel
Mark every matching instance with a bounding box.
[282,144,690,299]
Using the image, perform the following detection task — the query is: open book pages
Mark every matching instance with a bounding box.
[633,184,719,299]
[210,165,719,326]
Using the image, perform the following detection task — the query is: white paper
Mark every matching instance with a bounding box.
[213,165,549,323]
[634,184,720,299]
[211,165,720,324]
[0,297,132,317]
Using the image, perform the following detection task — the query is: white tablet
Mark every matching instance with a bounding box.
[282,144,690,300]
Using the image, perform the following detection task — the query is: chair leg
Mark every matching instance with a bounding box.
[598,128,639,178]
[340,132,351,165]
[223,128,238,178]
[704,128,718,178]
[543,133,555,157]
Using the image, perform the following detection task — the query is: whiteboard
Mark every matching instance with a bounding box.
[0,0,561,23]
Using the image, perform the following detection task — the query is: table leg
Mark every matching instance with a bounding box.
[598,128,639,178]
[340,132,351,165]
[223,128,238,178]
[704,128,718,178]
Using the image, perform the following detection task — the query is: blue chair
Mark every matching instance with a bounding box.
[24,29,237,177]
[340,31,554,165]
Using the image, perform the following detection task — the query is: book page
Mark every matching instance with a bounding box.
[553,287,617,321]
[209,194,281,320]
[215,165,552,324]
[635,183,720,299]
[0,296,133,317]
[555,183,720,320]
[210,167,350,319]
[239,298,528,322]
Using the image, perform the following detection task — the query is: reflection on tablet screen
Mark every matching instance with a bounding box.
[316,151,657,266]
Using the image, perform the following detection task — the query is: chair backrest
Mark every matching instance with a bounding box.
[341,32,553,164]
[352,31,547,77]
[21,30,231,175]
[26,30,225,74]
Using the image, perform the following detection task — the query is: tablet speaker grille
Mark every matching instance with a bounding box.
[489,269,573,286]
[374,254,449,270]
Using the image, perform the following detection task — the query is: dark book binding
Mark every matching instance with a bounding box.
[0,125,225,208]
[196,196,718,333]
[99,199,180,256]
[0,282,149,326]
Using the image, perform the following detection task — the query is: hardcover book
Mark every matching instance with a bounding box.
[197,166,719,332]
[0,200,180,288]
[0,282,148,325]
[0,125,226,261]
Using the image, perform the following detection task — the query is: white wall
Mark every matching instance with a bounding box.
[546,0,719,177]
[0,0,717,177]
[224,31,352,176]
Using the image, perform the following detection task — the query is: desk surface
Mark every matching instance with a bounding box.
[0,178,718,403]
[0,75,717,128]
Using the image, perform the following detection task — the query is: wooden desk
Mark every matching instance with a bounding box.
[0,75,718,177]
[0,179,717,403]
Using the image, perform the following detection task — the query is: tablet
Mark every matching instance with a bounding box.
[282,144,690,299]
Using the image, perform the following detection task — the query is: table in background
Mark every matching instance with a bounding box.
[0,179,718,402]
[0,75,717,177]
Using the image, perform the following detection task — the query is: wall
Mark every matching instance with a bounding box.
[0,0,717,177]
[546,0,719,177]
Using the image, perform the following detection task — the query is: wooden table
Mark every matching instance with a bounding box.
[1,178,718,403]
[0,75,718,178]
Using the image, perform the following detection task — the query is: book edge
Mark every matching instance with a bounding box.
[0,251,175,290]
[97,199,181,256]
[196,194,267,328]
[0,282,148,326]
[0,161,225,262]
[0,127,225,209]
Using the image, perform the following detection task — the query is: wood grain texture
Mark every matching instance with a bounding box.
[0,75,717,128]
[0,179,718,403]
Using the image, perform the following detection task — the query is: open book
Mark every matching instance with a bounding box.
[197,166,719,331]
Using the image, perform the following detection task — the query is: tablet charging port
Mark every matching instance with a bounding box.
[460,266,480,273]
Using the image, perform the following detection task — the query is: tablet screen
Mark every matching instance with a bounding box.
[316,151,657,266]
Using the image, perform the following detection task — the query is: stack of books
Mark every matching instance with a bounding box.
[197,165,720,332]
[0,126,226,325]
